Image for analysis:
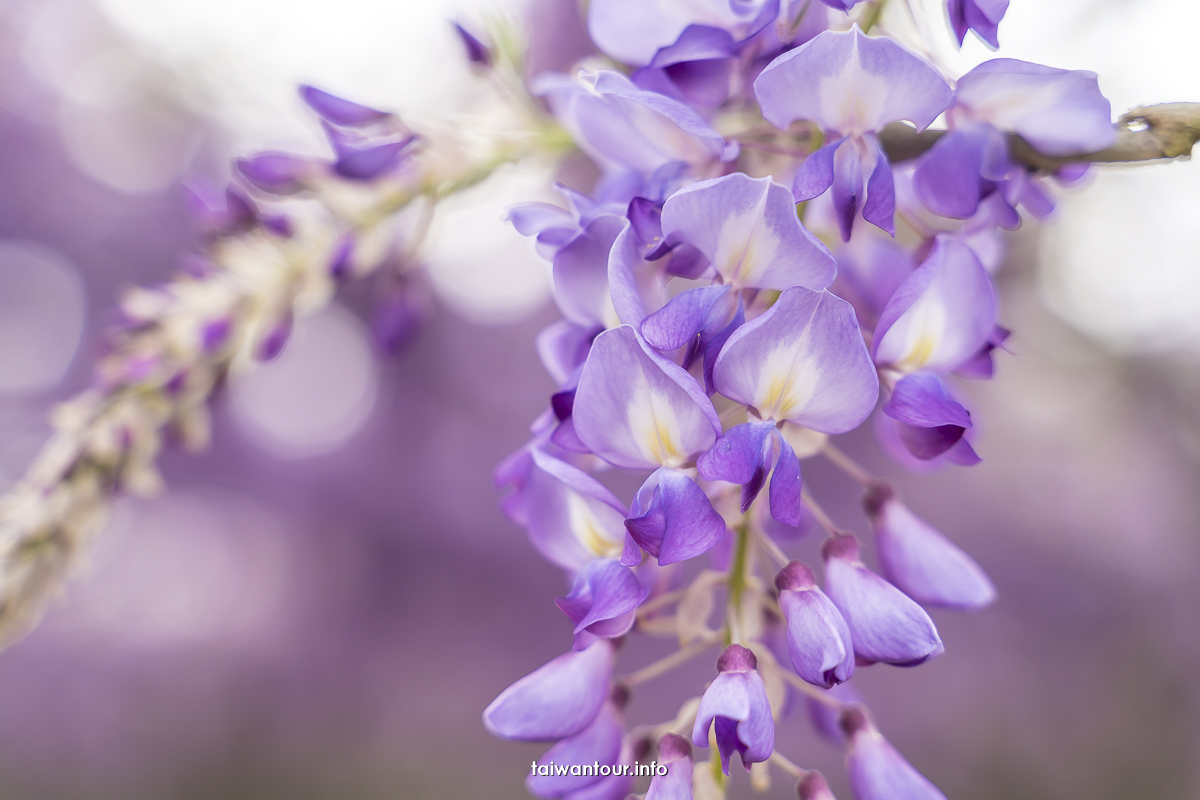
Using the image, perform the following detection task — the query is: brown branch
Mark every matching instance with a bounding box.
[876,102,1200,172]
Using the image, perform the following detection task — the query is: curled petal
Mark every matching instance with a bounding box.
[484,640,615,741]
[948,0,1009,48]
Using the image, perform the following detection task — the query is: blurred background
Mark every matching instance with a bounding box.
[0,0,1195,798]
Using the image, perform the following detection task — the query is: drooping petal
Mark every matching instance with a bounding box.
[527,699,625,798]
[484,640,615,741]
[691,645,774,774]
[645,733,694,800]
[911,128,996,220]
[793,139,839,203]
[953,58,1113,156]
[865,489,996,610]
[626,468,728,565]
[661,173,835,290]
[861,138,896,236]
[767,435,803,526]
[714,287,878,432]
[873,237,997,374]
[753,26,952,138]
[843,709,949,800]
[574,326,720,469]
[775,561,855,688]
[821,534,943,667]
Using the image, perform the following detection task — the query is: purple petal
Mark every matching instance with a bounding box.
[798,771,838,800]
[300,85,392,126]
[883,372,971,429]
[753,26,952,137]
[776,562,855,688]
[537,321,597,386]
[527,700,624,798]
[661,173,835,290]
[691,648,774,774]
[948,0,1008,48]
[522,449,630,570]
[861,137,896,237]
[556,558,651,634]
[821,534,944,666]
[954,58,1113,156]
[696,420,777,487]
[872,237,997,374]
[645,733,694,800]
[869,495,996,610]
[793,139,838,203]
[484,640,615,741]
[846,716,949,800]
[236,153,312,194]
[912,128,994,219]
[895,421,967,461]
[831,136,865,240]
[553,214,625,328]
[626,468,727,565]
[574,326,720,470]
[453,21,492,66]
[768,435,803,527]
[607,223,653,326]
[334,137,414,180]
[587,0,762,66]
[641,285,732,352]
[713,287,879,433]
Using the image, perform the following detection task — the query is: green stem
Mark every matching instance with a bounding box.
[861,0,891,33]
[725,524,750,646]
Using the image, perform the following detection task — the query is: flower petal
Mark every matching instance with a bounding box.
[714,287,878,432]
[484,640,615,741]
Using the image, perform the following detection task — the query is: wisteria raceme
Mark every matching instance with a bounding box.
[0,2,1195,800]
[482,2,1200,799]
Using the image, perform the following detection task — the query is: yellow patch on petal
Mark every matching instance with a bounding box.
[567,492,622,558]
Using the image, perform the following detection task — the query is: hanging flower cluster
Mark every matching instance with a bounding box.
[486,2,1130,798]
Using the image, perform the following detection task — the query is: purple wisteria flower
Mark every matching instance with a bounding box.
[798,771,838,800]
[775,560,854,688]
[914,59,1113,224]
[754,26,952,239]
[842,707,948,800]
[484,639,615,741]
[872,237,996,462]
[865,484,996,610]
[691,644,774,774]
[821,533,944,666]
[699,286,877,523]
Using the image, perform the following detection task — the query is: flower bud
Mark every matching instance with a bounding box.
[691,644,774,774]
[774,561,854,688]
